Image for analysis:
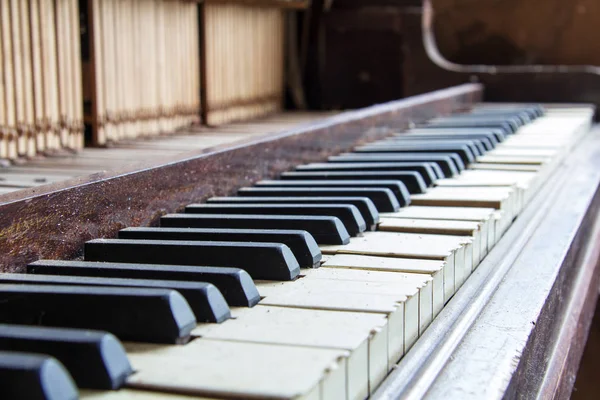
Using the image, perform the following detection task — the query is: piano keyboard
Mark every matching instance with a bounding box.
[0,104,594,400]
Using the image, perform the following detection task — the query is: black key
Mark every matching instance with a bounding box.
[373,138,486,156]
[120,227,322,268]
[432,114,524,128]
[470,105,544,119]
[408,127,508,141]
[253,180,410,206]
[424,118,516,134]
[466,109,534,123]
[354,143,475,165]
[401,132,499,148]
[0,273,230,323]
[28,260,260,308]
[296,162,437,186]
[392,134,496,150]
[185,203,366,236]
[0,284,196,344]
[0,324,132,389]
[85,239,300,281]
[161,213,350,245]
[406,129,507,145]
[207,197,380,229]
[238,187,400,212]
[280,171,427,193]
[328,153,460,176]
[0,351,78,400]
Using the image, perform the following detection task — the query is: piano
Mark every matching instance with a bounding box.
[1,1,600,400]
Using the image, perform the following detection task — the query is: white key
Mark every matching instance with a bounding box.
[321,254,445,317]
[381,205,496,250]
[378,217,484,267]
[125,339,347,400]
[256,277,412,358]
[194,305,387,399]
[302,267,434,332]
[321,231,471,298]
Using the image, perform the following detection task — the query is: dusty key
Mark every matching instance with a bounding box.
[321,254,446,316]
[462,110,532,124]
[238,187,400,212]
[120,227,322,268]
[470,105,543,119]
[0,284,196,344]
[398,131,500,147]
[184,203,366,236]
[378,217,485,268]
[321,231,472,300]
[407,127,508,142]
[383,205,496,255]
[426,116,521,133]
[295,162,438,186]
[257,276,418,356]
[0,273,230,323]
[300,267,434,334]
[85,239,300,281]
[28,260,260,308]
[0,324,132,389]
[161,213,350,244]
[206,197,380,229]
[371,138,486,156]
[410,186,518,220]
[194,305,388,398]
[328,153,460,176]
[420,120,515,136]
[355,142,476,165]
[0,351,78,400]
[253,179,411,205]
[125,339,348,400]
[280,170,427,193]
[393,134,495,151]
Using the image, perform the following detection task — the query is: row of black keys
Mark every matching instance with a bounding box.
[1,105,543,399]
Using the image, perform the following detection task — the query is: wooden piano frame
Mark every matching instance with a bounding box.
[1,82,599,399]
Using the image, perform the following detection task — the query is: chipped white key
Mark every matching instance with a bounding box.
[378,217,484,267]
[381,205,496,250]
[257,277,421,352]
[256,277,412,358]
[125,339,347,400]
[321,254,445,316]
[194,305,387,399]
[410,186,518,220]
[321,231,471,299]
[301,267,434,332]
[437,169,541,204]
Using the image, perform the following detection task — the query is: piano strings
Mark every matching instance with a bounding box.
[0,0,290,161]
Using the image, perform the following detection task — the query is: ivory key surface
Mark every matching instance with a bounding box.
[194,305,388,399]
[125,338,347,400]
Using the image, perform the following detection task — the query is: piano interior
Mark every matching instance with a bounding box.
[0,1,600,399]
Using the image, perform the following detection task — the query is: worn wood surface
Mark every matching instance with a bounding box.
[0,84,482,272]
